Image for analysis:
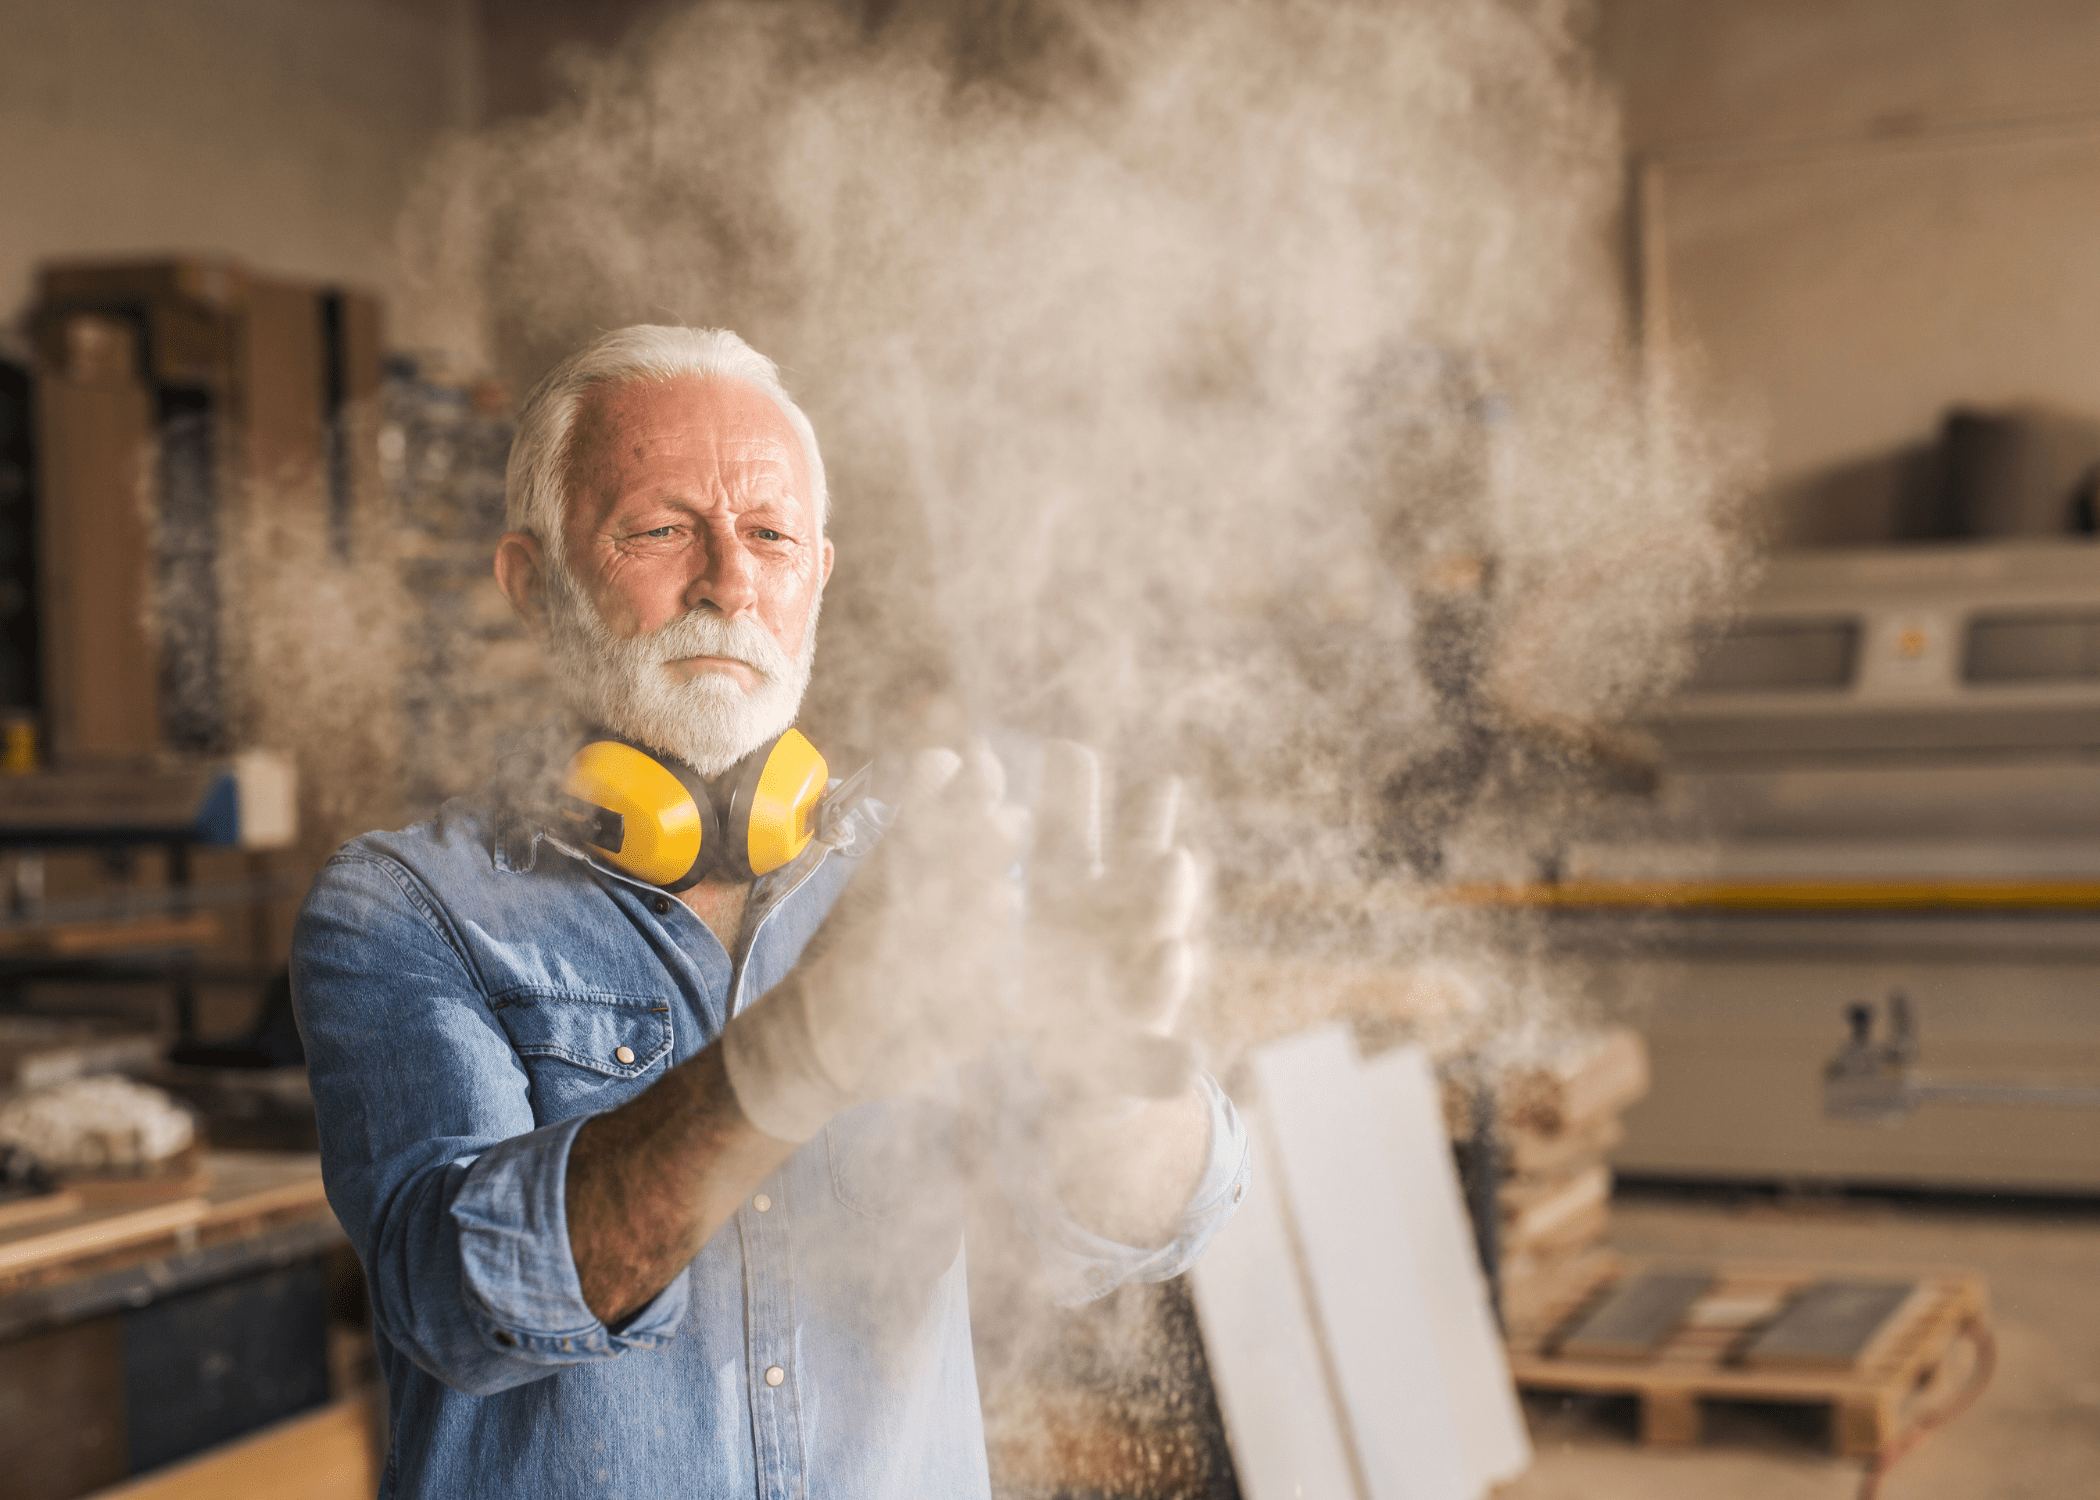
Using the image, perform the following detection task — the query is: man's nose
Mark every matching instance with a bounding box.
[685,532,760,618]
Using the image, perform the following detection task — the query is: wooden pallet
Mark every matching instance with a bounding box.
[1504,1259,1990,1457]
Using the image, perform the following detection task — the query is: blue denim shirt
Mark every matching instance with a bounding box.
[291,789,1249,1500]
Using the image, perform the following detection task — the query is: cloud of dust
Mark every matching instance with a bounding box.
[384,0,1752,1471]
[404,0,1748,1013]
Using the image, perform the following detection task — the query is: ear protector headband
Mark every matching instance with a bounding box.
[558,728,833,891]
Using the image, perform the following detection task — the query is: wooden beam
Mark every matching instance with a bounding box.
[0,1199,210,1278]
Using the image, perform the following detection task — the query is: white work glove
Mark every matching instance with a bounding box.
[721,739,1026,1143]
[1023,740,1204,1117]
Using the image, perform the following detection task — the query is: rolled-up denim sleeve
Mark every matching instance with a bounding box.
[982,1042,1252,1307]
[293,852,684,1396]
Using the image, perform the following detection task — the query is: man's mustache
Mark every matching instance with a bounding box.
[629,612,790,681]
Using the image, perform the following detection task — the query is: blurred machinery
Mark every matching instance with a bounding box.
[1557,541,2100,1193]
[1824,991,2100,1122]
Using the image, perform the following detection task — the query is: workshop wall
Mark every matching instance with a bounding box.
[1600,0,2100,546]
[0,0,478,353]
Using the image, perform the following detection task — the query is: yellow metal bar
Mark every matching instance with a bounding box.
[1437,880,2100,911]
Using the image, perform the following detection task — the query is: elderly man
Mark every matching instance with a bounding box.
[292,326,1248,1499]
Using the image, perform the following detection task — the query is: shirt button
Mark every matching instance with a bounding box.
[753,1193,772,1213]
[615,1045,636,1065]
[1234,1182,1245,1203]
[651,895,672,915]
[764,1365,785,1387]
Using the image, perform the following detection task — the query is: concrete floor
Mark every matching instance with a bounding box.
[1498,1194,2100,1500]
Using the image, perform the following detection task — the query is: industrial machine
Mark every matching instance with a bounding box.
[1560,540,2100,1193]
[1824,991,2100,1122]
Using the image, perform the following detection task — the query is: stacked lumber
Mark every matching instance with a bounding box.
[1445,1026,1649,1327]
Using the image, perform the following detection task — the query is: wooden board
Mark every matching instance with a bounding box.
[1189,1122,1363,1500]
[1253,1026,1477,1500]
[69,1155,214,1209]
[0,1153,334,1294]
[0,1199,211,1278]
[1503,1165,1611,1249]
[1503,1117,1624,1179]
[1500,1029,1650,1138]
[1438,1028,1650,1140]
[1362,1047,1532,1490]
[0,1191,84,1233]
[1505,1260,1990,1457]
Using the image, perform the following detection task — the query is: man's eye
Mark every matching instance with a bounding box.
[640,526,677,539]
[751,528,785,542]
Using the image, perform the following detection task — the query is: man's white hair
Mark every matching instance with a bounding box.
[504,325,829,545]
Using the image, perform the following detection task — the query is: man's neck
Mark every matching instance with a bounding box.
[678,877,752,955]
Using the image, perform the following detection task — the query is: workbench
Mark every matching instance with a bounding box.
[0,1152,364,1500]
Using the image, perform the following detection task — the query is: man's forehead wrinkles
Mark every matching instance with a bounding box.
[720,435,794,457]
[604,435,791,467]
[605,478,793,522]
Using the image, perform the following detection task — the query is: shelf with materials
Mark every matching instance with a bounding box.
[0,758,295,1050]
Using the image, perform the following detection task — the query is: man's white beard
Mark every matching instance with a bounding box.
[543,569,818,778]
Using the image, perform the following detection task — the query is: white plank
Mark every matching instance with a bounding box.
[1190,1119,1363,1500]
[1254,1025,1473,1500]
[1362,1047,1533,1489]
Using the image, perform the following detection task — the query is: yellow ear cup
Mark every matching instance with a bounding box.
[729,727,830,878]
[559,740,710,888]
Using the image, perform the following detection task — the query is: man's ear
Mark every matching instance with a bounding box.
[820,537,835,589]
[494,532,550,634]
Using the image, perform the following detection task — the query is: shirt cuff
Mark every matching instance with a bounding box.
[449,1113,687,1361]
[990,1045,1253,1308]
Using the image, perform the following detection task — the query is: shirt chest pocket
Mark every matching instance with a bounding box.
[825,1095,955,1219]
[488,989,673,1124]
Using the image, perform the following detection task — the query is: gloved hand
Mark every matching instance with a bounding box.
[1023,740,1204,1115]
[721,738,1027,1143]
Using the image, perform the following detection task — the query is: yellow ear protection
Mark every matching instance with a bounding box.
[557,728,836,891]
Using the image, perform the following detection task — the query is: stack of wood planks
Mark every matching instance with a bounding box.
[1445,1026,1650,1327]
